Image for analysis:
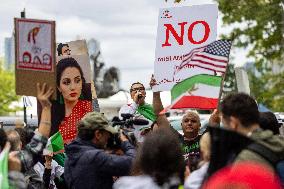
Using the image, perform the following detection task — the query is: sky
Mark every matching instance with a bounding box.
[0,0,248,90]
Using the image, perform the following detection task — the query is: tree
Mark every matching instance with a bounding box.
[0,58,20,115]
[216,0,284,111]
[222,63,237,96]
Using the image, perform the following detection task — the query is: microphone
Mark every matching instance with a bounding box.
[133,119,149,125]
[112,118,149,126]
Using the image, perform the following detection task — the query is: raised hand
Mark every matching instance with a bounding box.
[37,83,54,108]
[209,109,221,127]
[149,74,157,89]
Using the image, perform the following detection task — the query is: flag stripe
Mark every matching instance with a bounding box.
[171,95,218,110]
[171,74,222,101]
[176,62,225,76]
[184,46,205,57]
[191,59,227,68]
[183,51,228,64]
[197,52,229,61]
[178,53,228,75]
[187,83,220,98]
[175,40,232,76]
[194,54,228,63]
[49,132,64,153]
[182,49,205,64]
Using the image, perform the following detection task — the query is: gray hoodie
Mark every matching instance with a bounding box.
[235,129,284,170]
[113,175,181,189]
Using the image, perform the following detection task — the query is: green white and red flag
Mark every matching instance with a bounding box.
[170,74,222,110]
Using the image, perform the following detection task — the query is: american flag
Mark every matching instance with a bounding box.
[176,40,232,75]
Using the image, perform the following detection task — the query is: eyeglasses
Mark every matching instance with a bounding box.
[130,87,145,92]
[63,49,71,53]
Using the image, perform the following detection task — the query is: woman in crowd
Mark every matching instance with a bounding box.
[114,128,184,189]
[51,57,94,144]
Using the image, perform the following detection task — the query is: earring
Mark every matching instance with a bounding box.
[79,93,84,100]
[59,93,64,104]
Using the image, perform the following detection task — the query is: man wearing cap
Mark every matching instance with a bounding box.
[64,112,136,189]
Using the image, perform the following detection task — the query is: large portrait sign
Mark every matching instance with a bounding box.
[153,4,218,91]
[15,18,56,98]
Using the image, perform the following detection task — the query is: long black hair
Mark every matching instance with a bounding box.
[136,128,184,186]
[50,57,92,135]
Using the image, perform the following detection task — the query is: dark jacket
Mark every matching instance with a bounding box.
[235,129,284,170]
[64,138,136,189]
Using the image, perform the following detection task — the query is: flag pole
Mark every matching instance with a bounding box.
[217,40,233,111]
[217,58,231,111]
[21,9,27,125]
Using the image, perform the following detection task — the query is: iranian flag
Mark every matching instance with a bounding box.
[170,74,222,110]
[47,131,64,154]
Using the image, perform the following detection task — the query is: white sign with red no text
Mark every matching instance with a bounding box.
[153,4,218,91]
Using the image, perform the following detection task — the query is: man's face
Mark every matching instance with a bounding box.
[61,45,71,56]
[130,83,146,101]
[181,112,201,138]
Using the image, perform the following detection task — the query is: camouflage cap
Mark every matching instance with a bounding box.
[78,112,117,134]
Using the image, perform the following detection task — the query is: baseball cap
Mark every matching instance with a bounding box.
[78,112,118,134]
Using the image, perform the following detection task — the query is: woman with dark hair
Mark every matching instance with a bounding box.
[51,57,93,144]
[114,128,184,189]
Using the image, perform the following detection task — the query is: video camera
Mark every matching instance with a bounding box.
[107,113,149,149]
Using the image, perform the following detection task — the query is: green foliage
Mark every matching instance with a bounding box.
[0,59,20,115]
[216,0,284,111]
[222,63,237,96]
[248,69,284,112]
[217,0,284,63]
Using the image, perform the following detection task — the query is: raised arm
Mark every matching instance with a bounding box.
[150,75,170,129]
[37,83,53,138]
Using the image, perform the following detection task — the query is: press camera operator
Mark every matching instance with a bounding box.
[64,112,136,189]
[119,82,156,143]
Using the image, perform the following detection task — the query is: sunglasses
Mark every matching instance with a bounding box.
[63,49,71,54]
[130,87,145,92]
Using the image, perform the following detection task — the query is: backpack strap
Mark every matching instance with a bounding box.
[246,142,281,167]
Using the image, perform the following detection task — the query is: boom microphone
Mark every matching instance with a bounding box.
[132,119,149,125]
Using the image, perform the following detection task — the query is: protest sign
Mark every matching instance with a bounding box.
[15,18,56,98]
[153,4,218,91]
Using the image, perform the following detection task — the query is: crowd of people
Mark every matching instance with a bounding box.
[1,73,284,189]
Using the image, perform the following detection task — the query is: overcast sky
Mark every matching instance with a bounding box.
[0,0,247,90]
